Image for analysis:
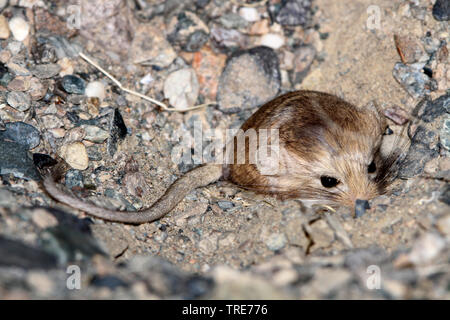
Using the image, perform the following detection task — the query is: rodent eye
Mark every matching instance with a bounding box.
[320,176,340,188]
[383,126,393,135]
[368,161,376,173]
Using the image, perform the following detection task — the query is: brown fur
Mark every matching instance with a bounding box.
[227,90,388,207]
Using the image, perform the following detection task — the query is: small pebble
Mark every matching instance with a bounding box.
[167,12,209,52]
[59,141,89,170]
[239,7,260,22]
[6,61,30,76]
[29,77,47,100]
[9,17,30,42]
[164,68,199,110]
[61,75,86,94]
[65,169,84,189]
[82,125,109,143]
[219,13,248,29]
[139,74,154,85]
[217,200,234,210]
[259,34,285,49]
[265,233,287,251]
[275,0,312,26]
[31,64,61,79]
[85,81,106,101]
[6,91,31,111]
[0,15,10,39]
[392,62,431,98]
[7,76,30,91]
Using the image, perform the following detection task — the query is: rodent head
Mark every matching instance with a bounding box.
[228,91,399,210]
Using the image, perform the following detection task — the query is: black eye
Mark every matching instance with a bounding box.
[368,161,376,173]
[384,126,393,135]
[320,176,340,188]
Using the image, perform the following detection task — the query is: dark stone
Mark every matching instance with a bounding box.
[432,0,450,21]
[65,169,84,189]
[0,140,41,180]
[167,12,209,52]
[0,236,57,270]
[107,108,128,156]
[398,126,439,178]
[66,111,81,123]
[33,153,57,169]
[355,199,370,218]
[183,30,209,52]
[412,94,449,123]
[393,63,432,99]
[276,0,313,26]
[61,75,86,94]
[0,122,41,149]
[399,93,449,178]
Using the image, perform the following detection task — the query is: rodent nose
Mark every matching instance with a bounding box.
[355,199,370,218]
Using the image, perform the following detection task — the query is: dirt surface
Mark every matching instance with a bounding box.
[0,0,449,299]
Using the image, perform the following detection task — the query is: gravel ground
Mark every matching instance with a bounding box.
[0,0,449,299]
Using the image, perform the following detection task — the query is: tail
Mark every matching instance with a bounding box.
[43,163,223,224]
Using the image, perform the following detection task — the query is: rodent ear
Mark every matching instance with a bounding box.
[363,100,386,129]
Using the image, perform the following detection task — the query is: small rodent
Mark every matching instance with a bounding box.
[43,90,404,224]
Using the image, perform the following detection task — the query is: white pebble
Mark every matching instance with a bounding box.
[239,7,260,22]
[9,17,30,42]
[85,81,106,101]
[260,33,285,49]
[164,68,199,110]
[140,73,154,85]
